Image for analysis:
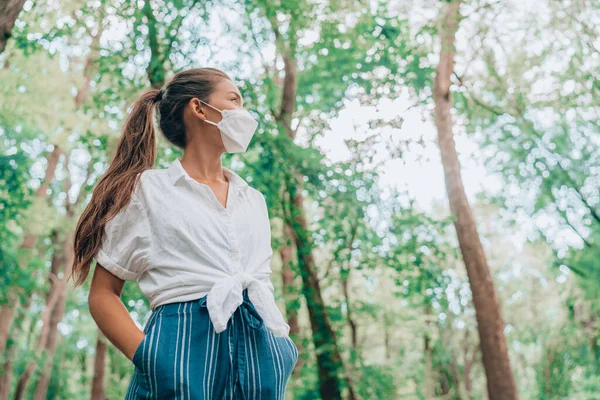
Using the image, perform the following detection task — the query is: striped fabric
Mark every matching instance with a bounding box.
[125,289,298,399]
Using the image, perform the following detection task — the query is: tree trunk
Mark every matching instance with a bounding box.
[279,224,304,376]
[433,1,518,399]
[274,48,346,398]
[383,312,391,361]
[287,178,346,399]
[341,223,359,354]
[142,0,163,89]
[32,234,73,400]
[90,334,108,400]
[341,268,359,400]
[0,298,29,400]
[423,305,436,399]
[262,8,347,394]
[0,0,26,54]
[0,341,16,399]
[341,270,357,352]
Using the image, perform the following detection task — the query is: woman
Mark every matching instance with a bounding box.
[71,67,298,399]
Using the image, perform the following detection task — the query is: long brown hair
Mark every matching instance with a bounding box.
[70,67,231,288]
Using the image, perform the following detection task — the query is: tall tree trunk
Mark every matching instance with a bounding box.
[433,1,518,399]
[423,304,436,399]
[260,6,347,395]
[32,232,73,400]
[383,312,391,361]
[446,327,472,399]
[90,334,108,400]
[0,0,26,54]
[341,269,358,351]
[274,45,346,398]
[287,186,345,399]
[0,297,30,400]
[280,224,304,376]
[142,0,163,89]
[340,268,359,400]
[341,223,359,354]
[0,342,16,399]
[32,285,67,400]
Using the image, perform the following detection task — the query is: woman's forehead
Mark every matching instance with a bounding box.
[216,79,240,94]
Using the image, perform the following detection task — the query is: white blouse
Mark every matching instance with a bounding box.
[94,158,290,337]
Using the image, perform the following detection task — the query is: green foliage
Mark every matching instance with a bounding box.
[1,0,599,399]
[353,364,397,398]
[0,152,33,304]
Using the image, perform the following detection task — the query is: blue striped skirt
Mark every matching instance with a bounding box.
[125,289,299,399]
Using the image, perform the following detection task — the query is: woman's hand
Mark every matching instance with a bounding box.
[127,332,147,361]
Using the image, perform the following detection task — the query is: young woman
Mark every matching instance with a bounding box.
[71,67,298,399]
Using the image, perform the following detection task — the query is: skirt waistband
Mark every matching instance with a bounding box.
[150,289,262,330]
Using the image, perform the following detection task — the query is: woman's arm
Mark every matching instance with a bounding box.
[88,264,145,361]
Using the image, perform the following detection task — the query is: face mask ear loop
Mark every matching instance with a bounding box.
[198,99,223,113]
[198,99,222,127]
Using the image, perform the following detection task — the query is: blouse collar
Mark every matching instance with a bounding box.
[167,158,249,191]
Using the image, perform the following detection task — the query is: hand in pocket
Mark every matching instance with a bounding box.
[130,333,147,363]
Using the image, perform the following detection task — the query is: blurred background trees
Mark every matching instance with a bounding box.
[1,0,598,399]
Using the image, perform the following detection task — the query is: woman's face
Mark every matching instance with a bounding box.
[184,79,246,150]
[198,79,244,125]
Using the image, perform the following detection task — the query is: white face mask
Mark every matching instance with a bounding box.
[199,99,258,153]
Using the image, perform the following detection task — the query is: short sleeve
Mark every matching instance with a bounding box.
[94,193,152,281]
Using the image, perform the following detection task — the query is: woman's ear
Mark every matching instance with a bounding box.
[189,98,205,120]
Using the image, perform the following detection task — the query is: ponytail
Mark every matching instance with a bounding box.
[70,89,162,288]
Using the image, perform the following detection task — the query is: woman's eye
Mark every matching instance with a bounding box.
[232,98,238,102]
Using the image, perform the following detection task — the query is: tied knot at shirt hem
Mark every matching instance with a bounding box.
[206,271,290,338]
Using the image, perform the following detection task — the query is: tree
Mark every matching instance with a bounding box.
[432,0,517,398]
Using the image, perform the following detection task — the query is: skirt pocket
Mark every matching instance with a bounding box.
[285,335,299,371]
[131,308,182,399]
[130,307,164,390]
[132,335,147,370]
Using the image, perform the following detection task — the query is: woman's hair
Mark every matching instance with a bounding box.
[70,67,231,288]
